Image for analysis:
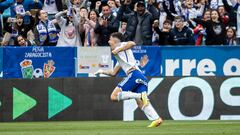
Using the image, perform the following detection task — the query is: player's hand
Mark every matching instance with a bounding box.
[94,69,104,75]
[112,48,120,55]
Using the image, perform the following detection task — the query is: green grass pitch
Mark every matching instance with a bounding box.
[0,120,240,135]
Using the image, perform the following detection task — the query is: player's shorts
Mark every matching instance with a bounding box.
[117,69,148,93]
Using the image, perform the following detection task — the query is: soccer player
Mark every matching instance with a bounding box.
[95,32,163,127]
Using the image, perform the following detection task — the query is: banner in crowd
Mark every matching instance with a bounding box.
[0,48,3,78]
[3,47,76,79]
[77,47,112,77]
[161,46,240,76]
[117,46,161,77]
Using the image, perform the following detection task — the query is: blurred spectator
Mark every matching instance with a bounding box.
[115,0,121,8]
[73,0,88,8]
[222,0,237,26]
[192,9,227,45]
[79,7,89,43]
[41,0,63,20]
[95,1,101,13]
[152,20,160,45]
[226,26,237,46]
[25,0,43,12]
[25,0,42,27]
[14,34,32,46]
[193,9,211,45]
[217,5,229,25]
[162,0,206,22]
[2,12,34,46]
[0,0,240,47]
[222,0,240,43]
[0,0,14,13]
[161,0,174,21]
[234,0,240,44]
[94,4,119,46]
[169,16,195,45]
[72,0,81,10]
[55,8,82,46]
[72,0,89,21]
[146,0,159,20]
[117,1,158,45]
[34,9,58,46]
[10,0,42,24]
[119,21,127,34]
[79,7,89,22]
[72,0,80,21]
[182,0,205,20]
[107,0,118,16]
[0,17,2,41]
[153,19,172,45]
[26,0,43,11]
[0,0,14,38]
[164,0,205,21]
[80,9,99,47]
[10,0,30,16]
[82,10,99,47]
[156,1,167,30]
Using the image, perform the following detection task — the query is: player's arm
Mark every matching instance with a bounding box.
[95,64,121,77]
[112,41,136,55]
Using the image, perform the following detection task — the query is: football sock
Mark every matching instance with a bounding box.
[142,104,160,120]
[117,91,141,101]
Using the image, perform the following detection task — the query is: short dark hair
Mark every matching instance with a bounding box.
[101,3,110,9]
[80,7,88,11]
[137,1,145,7]
[111,32,124,42]
[163,19,172,25]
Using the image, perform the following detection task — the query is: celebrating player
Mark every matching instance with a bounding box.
[95,32,163,127]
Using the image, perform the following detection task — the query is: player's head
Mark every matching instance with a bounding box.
[108,32,124,49]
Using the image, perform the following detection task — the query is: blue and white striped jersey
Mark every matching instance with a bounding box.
[114,42,139,74]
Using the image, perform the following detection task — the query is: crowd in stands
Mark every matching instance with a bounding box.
[0,0,239,46]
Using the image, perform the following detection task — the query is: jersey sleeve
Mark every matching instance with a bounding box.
[114,42,127,54]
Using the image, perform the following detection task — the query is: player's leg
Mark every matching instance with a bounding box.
[110,87,122,101]
[136,85,163,127]
[136,98,163,127]
[110,73,141,101]
[135,86,160,120]
[110,87,142,101]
